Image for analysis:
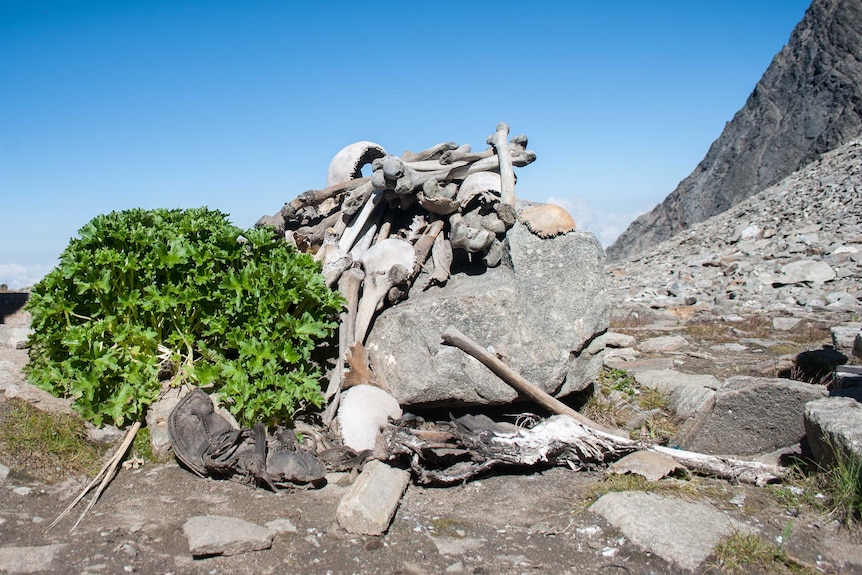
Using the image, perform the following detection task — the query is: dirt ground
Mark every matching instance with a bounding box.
[2,295,862,574]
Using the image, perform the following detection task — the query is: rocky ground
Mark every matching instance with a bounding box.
[1,140,862,574]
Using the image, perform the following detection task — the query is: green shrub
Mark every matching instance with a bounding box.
[25,208,343,428]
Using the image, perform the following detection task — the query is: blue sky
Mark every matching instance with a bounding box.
[1,1,811,289]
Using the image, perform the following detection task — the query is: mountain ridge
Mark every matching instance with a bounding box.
[607,0,862,262]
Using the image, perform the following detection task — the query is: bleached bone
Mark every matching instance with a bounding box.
[376,221,391,243]
[349,222,378,261]
[354,238,415,344]
[441,145,493,165]
[325,267,364,400]
[465,142,536,174]
[318,228,354,287]
[487,123,516,206]
[449,213,495,255]
[342,181,376,216]
[423,232,452,289]
[281,177,369,220]
[323,266,365,425]
[519,203,577,238]
[411,220,445,278]
[401,141,458,163]
[339,188,386,254]
[456,171,502,207]
[326,141,387,188]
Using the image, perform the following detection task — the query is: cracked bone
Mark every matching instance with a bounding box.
[456,171,502,207]
[326,141,387,188]
[339,188,386,254]
[449,212,495,255]
[487,122,516,206]
[401,141,458,163]
[354,238,416,344]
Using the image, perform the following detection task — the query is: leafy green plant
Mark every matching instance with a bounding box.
[25,208,344,428]
[598,367,637,397]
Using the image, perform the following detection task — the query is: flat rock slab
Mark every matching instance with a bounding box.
[0,544,66,574]
[183,515,273,557]
[805,396,862,464]
[608,451,684,481]
[590,491,752,571]
[677,376,827,456]
[634,369,718,419]
[637,335,689,353]
[336,460,410,535]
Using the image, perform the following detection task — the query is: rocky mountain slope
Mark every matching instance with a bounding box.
[608,0,862,262]
[607,137,861,320]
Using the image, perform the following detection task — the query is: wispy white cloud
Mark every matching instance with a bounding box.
[544,195,644,251]
[0,263,50,291]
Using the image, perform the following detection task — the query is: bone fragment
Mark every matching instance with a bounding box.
[342,181,376,217]
[440,144,493,165]
[401,141,458,163]
[411,220,445,277]
[339,188,386,254]
[324,267,365,407]
[423,232,452,289]
[354,238,416,344]
[282,177,369,220]
[326,141,387,188]
[456,172,502,207]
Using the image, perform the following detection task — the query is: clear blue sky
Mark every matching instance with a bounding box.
[1,1,811,289]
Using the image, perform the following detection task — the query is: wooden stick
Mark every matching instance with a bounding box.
[45,420,141,532]
[441,326,615,434]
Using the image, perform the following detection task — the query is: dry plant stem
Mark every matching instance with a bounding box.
[441,326,614,434]
[45,421,141,533]
[487,122,516,206]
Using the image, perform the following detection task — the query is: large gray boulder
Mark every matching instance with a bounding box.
[805,397,862,465]
[676,376,827,456]
[366,224,609,407]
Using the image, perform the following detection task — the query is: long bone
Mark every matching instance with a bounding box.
[338,186,385,254]
[487,123,516,206]
[440,145,494,165]
[281,177,369,220]
[323,266,365,425]
[354,238,416,345]
[401,141,458,163]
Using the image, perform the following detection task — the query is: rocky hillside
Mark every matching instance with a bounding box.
[607,138,861,320]
[608,0,862,262]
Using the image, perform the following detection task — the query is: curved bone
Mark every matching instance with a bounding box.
[518,203,577,238]
[354,238,415,344]
[326,141,387,188]
[401,141,458,163]
[456,172,502,206]
[418,192,461,215]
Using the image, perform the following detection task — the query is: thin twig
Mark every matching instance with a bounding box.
[45,421,141,533]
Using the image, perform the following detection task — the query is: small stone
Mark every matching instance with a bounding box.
[608,451,685,481]
[638,335,688,353]
[182,515,273,557]
[336,460,410,535]
[0,544,66,574]
[265,518,297,534]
